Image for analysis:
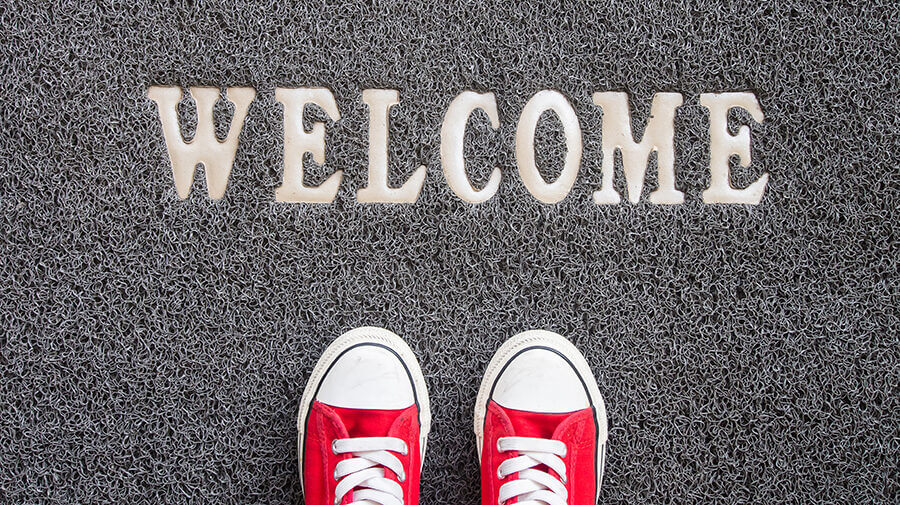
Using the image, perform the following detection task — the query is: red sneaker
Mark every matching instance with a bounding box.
[298,327,431,505]
[475,330,608,505]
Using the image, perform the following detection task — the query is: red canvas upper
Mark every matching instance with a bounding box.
[480,400,598,505]
[303,400,422,505]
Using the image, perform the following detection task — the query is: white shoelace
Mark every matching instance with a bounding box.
[332,436,408,505]
[496,436,568,505]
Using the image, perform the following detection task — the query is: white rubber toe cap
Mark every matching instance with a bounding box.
[316,344,415,410]
[491,347,590,413]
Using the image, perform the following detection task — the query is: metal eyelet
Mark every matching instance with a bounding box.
[496,439,503,452]
[331,440,338,454]
[333,468,339,481]
[497,468,505,480]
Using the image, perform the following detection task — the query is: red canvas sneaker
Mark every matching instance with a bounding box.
[475,330,608,505]
[298,327,431,505]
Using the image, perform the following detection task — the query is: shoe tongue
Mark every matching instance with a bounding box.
[494,402,587,486]
[497,403,579,439]
[328,405,409,438]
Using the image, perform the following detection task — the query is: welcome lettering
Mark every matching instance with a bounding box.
[147,87,768,205]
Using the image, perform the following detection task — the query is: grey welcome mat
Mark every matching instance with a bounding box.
[1,1,897,503]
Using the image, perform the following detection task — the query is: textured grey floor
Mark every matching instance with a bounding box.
[1,1,898,503]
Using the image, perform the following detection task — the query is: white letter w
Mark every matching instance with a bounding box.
[147,86,256,199]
